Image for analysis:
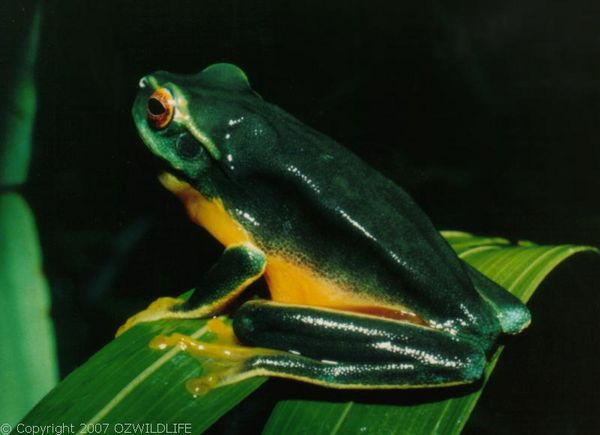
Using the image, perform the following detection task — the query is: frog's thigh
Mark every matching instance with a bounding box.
[232,300,486,388]
[464,263,531,335]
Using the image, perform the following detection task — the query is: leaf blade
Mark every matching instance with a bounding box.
[21,318,266,433]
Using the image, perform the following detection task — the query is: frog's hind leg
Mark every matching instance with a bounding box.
[463,263,531,335]
[117,243,266,336]
[229,300,487,388]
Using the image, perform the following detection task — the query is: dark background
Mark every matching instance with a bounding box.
[3,1,600,433]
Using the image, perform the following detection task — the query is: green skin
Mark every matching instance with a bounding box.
[132,64,531,388]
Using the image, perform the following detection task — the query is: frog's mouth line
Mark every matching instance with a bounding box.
[158,171,192,195]
[150,153,195,187]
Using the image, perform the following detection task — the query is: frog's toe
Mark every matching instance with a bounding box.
[184,365,246,396]
[148,325,284,394]
[116,296,185,336]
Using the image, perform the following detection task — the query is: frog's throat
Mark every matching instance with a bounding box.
[159,172,252,247]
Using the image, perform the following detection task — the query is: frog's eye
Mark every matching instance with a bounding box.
[147,88,175,129]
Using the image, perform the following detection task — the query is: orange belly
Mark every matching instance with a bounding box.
[265,255,368,307]
[264,255,425,324]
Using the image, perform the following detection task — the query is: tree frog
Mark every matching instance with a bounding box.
[123,63,530,391]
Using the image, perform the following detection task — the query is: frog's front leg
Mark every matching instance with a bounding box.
[225,300,487,389]
[116,243,266,336]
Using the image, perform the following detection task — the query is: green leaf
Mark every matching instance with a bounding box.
[0,3,41,185]
[0,3,58,425]
[21,319,265,433]
[0,195,58,425]
[18,232,597,434]
[261,231,598,435]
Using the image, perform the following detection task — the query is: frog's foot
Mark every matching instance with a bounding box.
[149,318,284,395]
[116,297,189,337]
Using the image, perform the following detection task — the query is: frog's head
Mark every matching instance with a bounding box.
[132,63,273,193]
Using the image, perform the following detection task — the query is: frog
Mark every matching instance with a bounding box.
[122,63,531,391]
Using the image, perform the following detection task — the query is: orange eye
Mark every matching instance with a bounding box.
[147,87,175,129]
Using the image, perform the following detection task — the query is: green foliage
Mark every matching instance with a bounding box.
[20,319,264,434]
[0,3,58,425]
[0,4,40,186]
[0,195,58,425]
[18,232,597,433]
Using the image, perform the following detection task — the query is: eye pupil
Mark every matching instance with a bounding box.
[148,98,166,115]
[146,87,174,129]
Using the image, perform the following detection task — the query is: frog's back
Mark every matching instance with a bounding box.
[218,102,502,340]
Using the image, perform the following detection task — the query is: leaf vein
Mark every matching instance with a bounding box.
[330,402,353,435]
